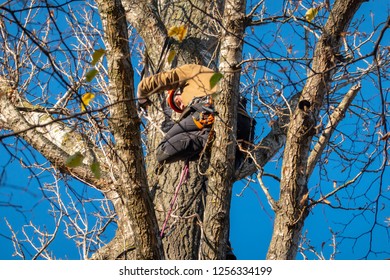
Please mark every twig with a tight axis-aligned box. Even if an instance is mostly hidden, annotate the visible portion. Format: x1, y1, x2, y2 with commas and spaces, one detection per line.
256, 171, 278, 211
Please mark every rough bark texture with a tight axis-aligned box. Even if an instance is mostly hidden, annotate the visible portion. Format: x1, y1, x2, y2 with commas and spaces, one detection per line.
0, 77, 140, 260
124, 0, 226, 259
200, 0, 246, 260
0, 0, 368, 260
266, 0, 365, 260
152, 0, 224, 260
95, 0, 163, 260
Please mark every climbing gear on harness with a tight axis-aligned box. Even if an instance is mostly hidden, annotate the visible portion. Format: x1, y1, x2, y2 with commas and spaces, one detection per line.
192, 111, 215, 129
160, 160, 189, 238
190, 96, 215, 129
179, 95, 214, 118
187, 95, 213, 108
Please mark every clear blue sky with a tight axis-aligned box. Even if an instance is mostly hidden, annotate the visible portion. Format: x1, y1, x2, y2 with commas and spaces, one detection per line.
1, 0, 389, 260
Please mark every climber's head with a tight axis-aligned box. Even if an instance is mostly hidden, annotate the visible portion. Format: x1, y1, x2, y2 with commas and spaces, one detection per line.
167, 89, 185, 113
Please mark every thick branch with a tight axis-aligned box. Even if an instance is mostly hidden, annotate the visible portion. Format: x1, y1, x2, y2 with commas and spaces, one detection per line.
122, 0, 167, 71
201, 0, 245, 260
267, 0, 366, 260
0, 88, 111, 191
95, 0, 163, 260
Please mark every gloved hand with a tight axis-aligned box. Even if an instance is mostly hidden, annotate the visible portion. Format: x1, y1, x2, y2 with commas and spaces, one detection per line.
192, 111, 215, 129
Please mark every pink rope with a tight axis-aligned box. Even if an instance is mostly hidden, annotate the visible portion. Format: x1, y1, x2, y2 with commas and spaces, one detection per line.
160, 161, 189, 238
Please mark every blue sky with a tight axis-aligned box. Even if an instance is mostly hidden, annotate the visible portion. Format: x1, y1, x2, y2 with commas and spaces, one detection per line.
229, 0, 390, 260
1, 0, 389, 260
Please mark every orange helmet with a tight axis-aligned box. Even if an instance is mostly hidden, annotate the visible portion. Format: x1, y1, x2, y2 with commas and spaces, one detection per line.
166, 89, 183, 113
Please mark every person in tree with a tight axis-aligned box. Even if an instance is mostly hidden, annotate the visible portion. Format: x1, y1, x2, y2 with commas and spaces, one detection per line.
137, 64, 255, 167
138, 64, 253, 259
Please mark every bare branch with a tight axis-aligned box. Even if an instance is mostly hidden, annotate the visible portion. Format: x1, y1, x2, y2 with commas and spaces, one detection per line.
307, 83, 361, 176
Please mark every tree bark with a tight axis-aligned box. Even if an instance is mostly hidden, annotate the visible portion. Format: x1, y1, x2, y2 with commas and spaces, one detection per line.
95, 0, 163, 260
124, 0, 227, 260
306, 83, 361, 177
200, 0, 246, 260
1, 0, 369, 261
266, 0, 365, 260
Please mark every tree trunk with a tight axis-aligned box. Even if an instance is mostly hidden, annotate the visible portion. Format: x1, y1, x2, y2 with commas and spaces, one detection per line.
95, 0, 163, 260
1, 0, 370, 261
200, 0, 246, 260
266, 0, 365, 260
124, 0, 226, 259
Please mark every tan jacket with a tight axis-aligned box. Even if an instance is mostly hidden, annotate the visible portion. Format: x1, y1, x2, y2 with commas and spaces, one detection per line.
137, 64, 219, 107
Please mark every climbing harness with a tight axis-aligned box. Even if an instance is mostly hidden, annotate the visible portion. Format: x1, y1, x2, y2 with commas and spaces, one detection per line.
189, 96, 215, 129
160, 160, 190, 238
192, 111, 215, 129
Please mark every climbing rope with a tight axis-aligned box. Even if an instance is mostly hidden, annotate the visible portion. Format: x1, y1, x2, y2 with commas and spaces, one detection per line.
160, 160, 189, 238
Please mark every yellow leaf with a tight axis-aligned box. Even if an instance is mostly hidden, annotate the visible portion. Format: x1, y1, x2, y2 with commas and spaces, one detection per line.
91, 49, 105, 66
168, 25, 188, 42
167, 49, 176, 64
305, 7, 318, 22
81, 92, 95, 111
90, 161, 101, 179
65, 152, 84, 168
85, 68, 98, 82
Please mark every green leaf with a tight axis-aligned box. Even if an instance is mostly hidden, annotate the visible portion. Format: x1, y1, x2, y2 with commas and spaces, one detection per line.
65, 152, 84, 168
91, 49, 105, 66
85, 68, 98, 82
209, 72, 223, 89
90, 161, 101, 179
